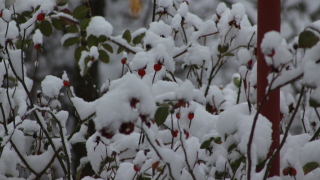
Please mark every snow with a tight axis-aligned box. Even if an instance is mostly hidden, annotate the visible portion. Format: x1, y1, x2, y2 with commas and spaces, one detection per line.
183, 43, 211, 67
171, 14, 182, 31
177, 2, 188, 18
217, 103, 272, 160
7, 49, 24, 79
41, 75, 63, 98
2, 1, 320, 179
238, 48, 251, 65
260, 31, 282, 56
86, 16, 113, 38
71, 97, 97, 120
32, 29, 43, 45
149, 20, 172, 37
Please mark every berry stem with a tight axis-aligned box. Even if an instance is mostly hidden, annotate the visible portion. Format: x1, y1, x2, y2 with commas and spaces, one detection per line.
152, 71, 157, 84
121, 64, 124, 77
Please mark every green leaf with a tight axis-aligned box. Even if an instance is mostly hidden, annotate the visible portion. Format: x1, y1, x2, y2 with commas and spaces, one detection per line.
154, 106, 169, 126
122, 30, 131, 43
117, 46, 124, 54
309, 98, 320, 108
22, 11, 32, 17
102, 43, 113, 53
39, 20, 53, 37
303, 162, 319, 175
98, 50, 109, 64
133, 33, 145, 44
87, 35, 98, 48
57, 0, 69, 6
66, 25, 78, 33
98, 35, 107, 43
52, 18, 63, 30
224, 53, 234, 56
299, 31, 319, 48
227, 143, 237, 153
80, 18, 90, 30
230, 156, 245, 173
74, 46, 82, 62
218, 44, 229, 53
15, 14, 27, 24
233, 76, 241, 88
200, 138, 214, 149
213, 137, 222, 144
63, 37, 79, 47
73, 5, 89, 20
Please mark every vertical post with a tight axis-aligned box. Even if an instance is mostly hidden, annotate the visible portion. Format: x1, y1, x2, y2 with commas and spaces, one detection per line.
257, 0, 280, 177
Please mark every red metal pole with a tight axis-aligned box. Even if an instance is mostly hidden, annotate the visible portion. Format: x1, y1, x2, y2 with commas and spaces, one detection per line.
257, 0, 281, 177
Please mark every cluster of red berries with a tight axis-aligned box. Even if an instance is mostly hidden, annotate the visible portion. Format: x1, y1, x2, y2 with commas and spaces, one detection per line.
172, 130, 178, 137
282, 167, 297, 177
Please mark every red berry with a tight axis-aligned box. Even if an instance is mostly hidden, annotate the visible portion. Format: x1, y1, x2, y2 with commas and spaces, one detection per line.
267, 49, 275, 57
0, 10, 3, 18
133, 165, 140, 172
63, 81, 70, 87
154, 63, 162, 71
247, 59, 253, 67
172, 130, 178, 137
34, 44, 40, 50
152, 161, 160, 169
121, 58, 126, 65
37, 13, 45, 21
138, 69, 146, 77
185, 131, 189, 139
289, 168, 297, 176
188, 113, 194, 120
176, 113, 180, 119
177, 100, 184, 107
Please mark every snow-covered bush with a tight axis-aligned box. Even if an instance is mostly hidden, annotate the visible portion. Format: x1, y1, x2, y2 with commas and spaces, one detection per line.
1, 0, 320, 180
